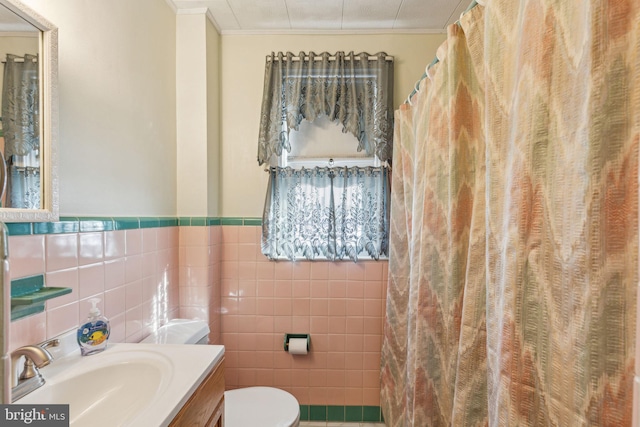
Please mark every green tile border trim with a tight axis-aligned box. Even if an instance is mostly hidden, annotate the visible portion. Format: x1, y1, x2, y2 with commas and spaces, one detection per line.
298, 405, 383, 422
6, 217, 262, 236
363, 405, 383, 422
190, 217, 207, 226
178, 217, 216, 226
328, 405, 346, 421
6, 222, 32, 236
77, 216, 115, 232
220, 217, 243, 226
345, 405, 364, 422
309, 405, 327, 421
220, 217, 262, 226
114, 217, 140, 230
159, 218, 179, 227
299, 405, 309, 421
243, 218, 262, 226
33, 219, 79, 235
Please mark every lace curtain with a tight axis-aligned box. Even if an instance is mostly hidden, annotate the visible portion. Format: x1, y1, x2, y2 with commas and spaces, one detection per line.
262, 166, 390, 261
257, 51, 394, 165
2, 53, 40, 209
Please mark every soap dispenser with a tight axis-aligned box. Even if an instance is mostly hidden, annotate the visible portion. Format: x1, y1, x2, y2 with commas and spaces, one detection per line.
77, 298, 110, 356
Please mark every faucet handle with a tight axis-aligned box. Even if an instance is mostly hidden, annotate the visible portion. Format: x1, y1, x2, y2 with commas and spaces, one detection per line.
11, 345, 53, 369
40, 339, 59, 350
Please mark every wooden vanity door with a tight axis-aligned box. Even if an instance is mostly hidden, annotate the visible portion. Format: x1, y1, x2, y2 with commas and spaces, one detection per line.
208, 397, 224, 427
169, 358, 225, 427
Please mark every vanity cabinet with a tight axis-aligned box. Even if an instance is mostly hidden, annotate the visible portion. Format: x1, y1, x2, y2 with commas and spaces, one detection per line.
170, 357, 225, 427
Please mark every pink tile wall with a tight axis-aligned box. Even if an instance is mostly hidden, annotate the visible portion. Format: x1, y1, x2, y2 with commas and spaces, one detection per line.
8, 223, 386, 408
178, 226, 222, 344
219, 225, 388, 406
8, 227, 181, 351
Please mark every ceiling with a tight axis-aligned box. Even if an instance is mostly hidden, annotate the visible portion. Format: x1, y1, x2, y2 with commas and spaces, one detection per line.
0, 4, 38, 33
170, 0, 468, 33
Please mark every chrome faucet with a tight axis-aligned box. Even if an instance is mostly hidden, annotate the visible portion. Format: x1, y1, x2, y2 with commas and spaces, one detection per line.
10, 343, 55, 402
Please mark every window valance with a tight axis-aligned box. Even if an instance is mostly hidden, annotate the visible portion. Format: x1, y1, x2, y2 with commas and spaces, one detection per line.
257, 51, 394, 166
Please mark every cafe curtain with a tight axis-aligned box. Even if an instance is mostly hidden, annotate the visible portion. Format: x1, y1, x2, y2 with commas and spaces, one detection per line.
262, 166, 390, 261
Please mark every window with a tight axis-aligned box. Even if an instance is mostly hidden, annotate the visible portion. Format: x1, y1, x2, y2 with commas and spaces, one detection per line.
257, 51, 393, 261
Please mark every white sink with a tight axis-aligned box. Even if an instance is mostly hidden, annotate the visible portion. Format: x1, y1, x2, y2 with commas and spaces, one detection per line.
17, 335, 224, 427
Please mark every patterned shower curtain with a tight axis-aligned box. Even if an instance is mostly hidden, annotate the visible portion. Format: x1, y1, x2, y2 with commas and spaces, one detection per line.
380, 0, 640, 426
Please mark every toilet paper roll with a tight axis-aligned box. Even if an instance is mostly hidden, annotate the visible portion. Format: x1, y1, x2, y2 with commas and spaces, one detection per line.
288, 338, 308, 355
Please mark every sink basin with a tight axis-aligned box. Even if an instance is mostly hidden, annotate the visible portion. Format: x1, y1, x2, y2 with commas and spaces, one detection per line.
17, 336, 225, 427
21, 350, 172, 427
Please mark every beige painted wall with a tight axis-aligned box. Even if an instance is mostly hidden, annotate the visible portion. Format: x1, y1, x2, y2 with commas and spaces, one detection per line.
220, 33, 446, 217
13, 0, 446, 218
22, 0, 177, 216
206, 18, 221, 217
176, 12, 221, 217
176, 13, 208, 217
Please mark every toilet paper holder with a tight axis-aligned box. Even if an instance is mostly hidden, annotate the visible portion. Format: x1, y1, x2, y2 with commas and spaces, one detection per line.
283, 333, 310, 352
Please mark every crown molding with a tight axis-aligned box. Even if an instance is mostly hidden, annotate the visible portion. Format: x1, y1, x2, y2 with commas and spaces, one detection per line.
219, 28, 447, 36
205, 9, 222, 34
163, 0, 177, 13
175, 7, 222, 34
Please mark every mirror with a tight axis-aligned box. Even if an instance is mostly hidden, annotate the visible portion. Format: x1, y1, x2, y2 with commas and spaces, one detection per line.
0, 0, 57, 222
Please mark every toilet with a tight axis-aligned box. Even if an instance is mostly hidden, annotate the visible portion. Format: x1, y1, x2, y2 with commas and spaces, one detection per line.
141, 319, 300, 427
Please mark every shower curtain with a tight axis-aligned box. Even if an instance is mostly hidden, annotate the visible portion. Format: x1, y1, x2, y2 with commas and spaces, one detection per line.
380, 0, 640, 425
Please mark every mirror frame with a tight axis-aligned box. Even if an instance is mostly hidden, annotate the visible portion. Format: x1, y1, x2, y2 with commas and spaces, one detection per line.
0, 0, 57, 222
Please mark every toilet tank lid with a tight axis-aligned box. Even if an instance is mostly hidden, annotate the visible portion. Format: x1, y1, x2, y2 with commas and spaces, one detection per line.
141, 319, 210, 344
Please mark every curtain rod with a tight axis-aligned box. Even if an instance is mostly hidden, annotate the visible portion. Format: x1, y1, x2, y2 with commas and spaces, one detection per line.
263, 164, 391, 172
267, 53, 394, 62
1, 59, 37, 63
1, 54, 38, 64
405, 0, 479, 104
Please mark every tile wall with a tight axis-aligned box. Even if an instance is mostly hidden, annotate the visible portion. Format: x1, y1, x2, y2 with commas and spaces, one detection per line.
8, 225, 182, 351
177, 224, 222, 345
219, 226, 388, 408
6, 218, 388, 417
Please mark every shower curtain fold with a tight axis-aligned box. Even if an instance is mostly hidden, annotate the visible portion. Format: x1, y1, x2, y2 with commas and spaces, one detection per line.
380, 1, 640, 426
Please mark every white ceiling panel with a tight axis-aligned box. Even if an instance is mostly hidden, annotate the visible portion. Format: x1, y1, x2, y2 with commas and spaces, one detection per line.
227, 0, 291, 30
341, 0, 403, 30
169, 0, 470, 33
446, 0, 471, 27
394, 0, 458, 30
286, 0, 343, 30
173, 0, 241, 30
